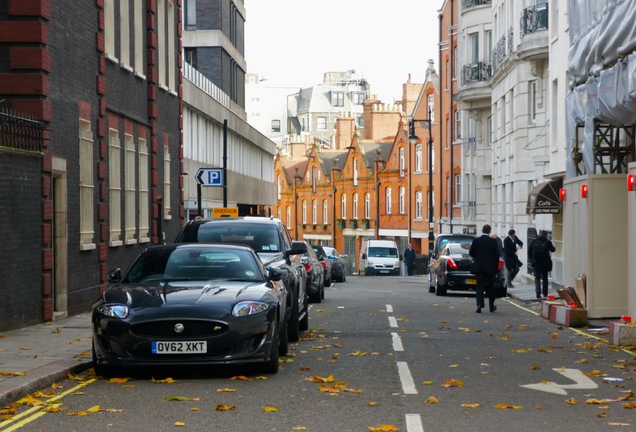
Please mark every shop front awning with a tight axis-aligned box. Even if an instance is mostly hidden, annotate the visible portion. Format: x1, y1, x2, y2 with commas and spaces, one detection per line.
526, 178, 563, 214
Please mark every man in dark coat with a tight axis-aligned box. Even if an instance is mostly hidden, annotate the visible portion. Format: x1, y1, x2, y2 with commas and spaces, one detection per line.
404, 243, 416, 276
529, 230, 556, 298
503, 229, 523, 287
469, 224, 501, 313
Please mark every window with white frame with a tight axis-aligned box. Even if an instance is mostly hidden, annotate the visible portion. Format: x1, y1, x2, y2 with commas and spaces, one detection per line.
79, 120, 95, 250
312, 200, 317, 224
386, 187, 392, 214
351, 91, 365, 104
168, 0, 176, 92
455, 174, 461, 204
530, 80, 537, 122
109, 128, 122, 246
124, 134, 137, 244
272, 119, 281, 132
317, 117, 327, 130
277, 175, 282, 200
353, 194, 358, 219
134, 0, 144, 75
341, 194, 347, 219
138, 137, 149, 242
104, 0, 116, 60
184, 0, 197, 29
399, 147, 405, 177
286, 206, 291, 228
120, 0, 130, 68
399, 187, 405, 214
158, 0, 166, 87
163, 144, 171, 219
427, 94, 435, 122
302, 200, 307, 224
353, 158, 358, 186
331, 92, 344, 107
455, 110, 462, 141
415, 144, 422, 172
323, 200, 328, 225
364, 193, 370, 219
415, 192, 423, 219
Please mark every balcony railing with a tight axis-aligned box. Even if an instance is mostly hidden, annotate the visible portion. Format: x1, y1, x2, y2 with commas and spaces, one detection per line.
460, 0, 491, 10
520, 4, 549, 37
491, 27, 514, 72
461, 62, 493, 85
0, 108, 47, 153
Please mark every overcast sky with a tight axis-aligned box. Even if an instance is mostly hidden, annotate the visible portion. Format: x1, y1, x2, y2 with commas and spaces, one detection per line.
244, 0, 442, 103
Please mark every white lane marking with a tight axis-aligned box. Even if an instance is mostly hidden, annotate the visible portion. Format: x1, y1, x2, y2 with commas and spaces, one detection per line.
388, 316, 398, 328
391, 332, 403, 351
520, 368, 599, 395
405, 414, 425, 432
386, 304, 393, 313
397, 361, 417, 394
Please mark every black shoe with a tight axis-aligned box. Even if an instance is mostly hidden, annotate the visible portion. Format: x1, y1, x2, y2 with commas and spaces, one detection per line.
507, 282, 514, 288
536, 293, 541, 299
476, 307, 481, 313
490, 306, 497, 313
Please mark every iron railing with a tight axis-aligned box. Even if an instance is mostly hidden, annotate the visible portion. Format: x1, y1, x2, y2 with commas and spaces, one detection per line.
461, 62, 493, 85
460, 0, 491, 10
0, 107, 47, 153
520, 4, 549, 37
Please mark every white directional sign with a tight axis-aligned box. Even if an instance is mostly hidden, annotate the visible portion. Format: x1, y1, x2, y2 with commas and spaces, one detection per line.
195, 168, 223, 187
520, 368, 598, 395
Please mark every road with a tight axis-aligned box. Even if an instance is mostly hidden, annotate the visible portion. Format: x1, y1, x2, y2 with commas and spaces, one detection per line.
1, 276, 635, 432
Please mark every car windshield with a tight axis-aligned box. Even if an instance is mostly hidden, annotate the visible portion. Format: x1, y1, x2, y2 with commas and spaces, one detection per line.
195, 223, 281, 253
368, 247, 398, 258
438, 237, 474, 252
123, 247, 263, 283
443, 244, 471, 256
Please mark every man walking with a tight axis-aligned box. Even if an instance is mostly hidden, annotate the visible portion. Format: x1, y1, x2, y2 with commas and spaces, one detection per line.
529, 230, 556, 298
503, 229, 523, 288
469, 224, 501, 313
404, 242, 416, 276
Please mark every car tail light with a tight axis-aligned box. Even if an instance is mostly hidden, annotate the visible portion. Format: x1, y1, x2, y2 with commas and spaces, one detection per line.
447, 258, 459, 270
321, 261, 327, 268
304, 263, 312, 272
497, 259, 504, 271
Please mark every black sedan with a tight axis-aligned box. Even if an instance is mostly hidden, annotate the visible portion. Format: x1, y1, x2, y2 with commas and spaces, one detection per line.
302, 242, 325, 303
92, 244, 288, 376
311, 244, 332, 287
429, 241, 506, 296
323, 246, 347, 282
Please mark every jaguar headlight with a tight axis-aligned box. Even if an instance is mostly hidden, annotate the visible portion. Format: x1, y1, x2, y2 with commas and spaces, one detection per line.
232, 301, 269, 317
97, 304, 129, 319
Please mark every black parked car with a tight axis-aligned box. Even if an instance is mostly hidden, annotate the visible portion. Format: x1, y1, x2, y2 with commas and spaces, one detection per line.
303, 243, 325, 303
429, 241, 506, 297
92, 244, 288, 376
174, 217, 309, 342
428, 233, 475, 291
311, 244, 332, 287
323, 246, 346, 282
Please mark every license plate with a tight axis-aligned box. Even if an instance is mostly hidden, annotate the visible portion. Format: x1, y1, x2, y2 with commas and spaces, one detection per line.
151, 341, 207, 354
466, 279, 477, 285
379, 270, 389, 274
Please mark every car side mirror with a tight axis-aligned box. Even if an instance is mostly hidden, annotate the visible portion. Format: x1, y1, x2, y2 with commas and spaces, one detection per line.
107, 268, 122, 283
267, 266, 284, 282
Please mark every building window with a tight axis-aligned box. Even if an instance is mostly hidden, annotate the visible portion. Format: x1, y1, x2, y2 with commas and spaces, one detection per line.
455, 110, 462, 141
124, 134, 137, 244
163, 143, 171, 220
341, 194, 347, 219
312, 200, 317, 224
277, 175, 282, 200
530, 80, 537, 122
317, 117, 327, 130
351, 91, 365, 104
79, 120, 95, 250
185, 0, 197, 30
427, 94, 435, 122
323, 200, 328, 225
415, 191, 423, 219
104, 0, 116, 60
168, 0, 176, 92
138, 137, 149, 242
385, 187, 392, 214
455, 173, 462, 204
286, 206, 291, 228
353, 194, 358, 219
331, 92, 344, 107
158, 0, 166, 87
120, 0, 130, 68
399, 147, 405, 177
302, 200, 307, 224
185, 48, 197, 68
353, 158, 358, 186
399, 187, 405, 214
415, 144, 422, 172
109, 128, 122, 246
134, 0, 144, 75
271, 119, 281, 132
364, 193, 370, 219
356, 116, 364, 128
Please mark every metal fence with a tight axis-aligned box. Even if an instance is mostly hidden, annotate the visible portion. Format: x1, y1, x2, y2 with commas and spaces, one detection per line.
0, 107, 47, 153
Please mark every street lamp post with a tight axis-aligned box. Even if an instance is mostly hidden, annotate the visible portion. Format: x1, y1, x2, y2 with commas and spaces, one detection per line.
409, 107, 435, 256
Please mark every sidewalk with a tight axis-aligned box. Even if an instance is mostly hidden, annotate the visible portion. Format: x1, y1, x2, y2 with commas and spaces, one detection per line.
0, 313, 92, 407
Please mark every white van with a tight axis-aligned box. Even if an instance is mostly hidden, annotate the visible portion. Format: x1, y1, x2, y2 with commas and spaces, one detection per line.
359, 239, 401, 276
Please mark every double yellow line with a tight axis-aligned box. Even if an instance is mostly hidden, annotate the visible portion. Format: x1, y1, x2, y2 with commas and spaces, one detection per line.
0, 379, 96, 431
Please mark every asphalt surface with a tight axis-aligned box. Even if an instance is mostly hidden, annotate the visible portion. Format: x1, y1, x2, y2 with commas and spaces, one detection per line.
0, 277, 610, 409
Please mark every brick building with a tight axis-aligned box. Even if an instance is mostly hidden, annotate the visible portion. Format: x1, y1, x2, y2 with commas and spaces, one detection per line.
0, 0, 181, 331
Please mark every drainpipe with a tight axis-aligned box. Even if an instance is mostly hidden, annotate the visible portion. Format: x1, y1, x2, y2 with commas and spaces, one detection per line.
449, 0, 454, 233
